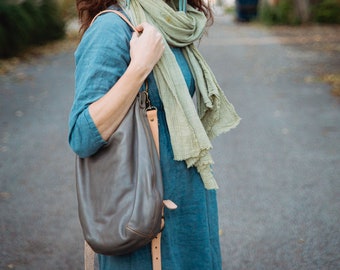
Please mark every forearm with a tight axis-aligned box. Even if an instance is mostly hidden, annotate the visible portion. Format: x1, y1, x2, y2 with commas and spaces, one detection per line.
89, 21, 164, 141
88, 63, 149, 141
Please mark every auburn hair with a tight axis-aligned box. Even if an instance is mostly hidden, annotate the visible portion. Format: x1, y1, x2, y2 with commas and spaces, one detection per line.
76, 0, 213, 35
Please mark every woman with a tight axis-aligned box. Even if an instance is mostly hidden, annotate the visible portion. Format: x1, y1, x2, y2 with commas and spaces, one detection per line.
69, 0, 240, 269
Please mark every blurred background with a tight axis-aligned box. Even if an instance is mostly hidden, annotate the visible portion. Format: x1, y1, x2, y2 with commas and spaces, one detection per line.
1, 0, 340, 59
1, 0, 339, 269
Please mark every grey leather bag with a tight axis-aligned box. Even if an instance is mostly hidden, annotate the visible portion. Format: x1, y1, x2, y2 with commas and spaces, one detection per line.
76, 86, 164, 255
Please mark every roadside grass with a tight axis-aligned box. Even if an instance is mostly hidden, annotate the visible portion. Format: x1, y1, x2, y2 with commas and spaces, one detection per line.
322, 74, 340, 96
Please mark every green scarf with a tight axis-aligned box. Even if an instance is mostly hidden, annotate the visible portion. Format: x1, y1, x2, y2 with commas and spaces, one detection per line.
123, 0, 240, 189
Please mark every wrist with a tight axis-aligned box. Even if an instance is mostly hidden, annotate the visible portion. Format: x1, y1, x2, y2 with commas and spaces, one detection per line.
127, 61, 152, 82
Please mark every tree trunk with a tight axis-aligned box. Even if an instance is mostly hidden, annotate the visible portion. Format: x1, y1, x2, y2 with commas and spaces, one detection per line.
294, 0, 310, 23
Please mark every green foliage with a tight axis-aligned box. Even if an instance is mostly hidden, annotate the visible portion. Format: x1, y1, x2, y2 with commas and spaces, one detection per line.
0, 0, 65, 58
59, 0, 77, 20
259, 0, 340, 25
39, 0, 66, 40
311, 0, 340, 24
259, 0, 300, 25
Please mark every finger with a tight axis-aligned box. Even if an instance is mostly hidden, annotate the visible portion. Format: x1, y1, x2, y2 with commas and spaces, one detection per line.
135, 23, 146, 33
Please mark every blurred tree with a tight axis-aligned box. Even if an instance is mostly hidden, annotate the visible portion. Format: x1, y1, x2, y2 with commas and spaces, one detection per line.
59, 0, 77, 20
0, 0, 65, 58
294, 0, 310, 23
311, 0, 340, 23
259, 0, 340, 24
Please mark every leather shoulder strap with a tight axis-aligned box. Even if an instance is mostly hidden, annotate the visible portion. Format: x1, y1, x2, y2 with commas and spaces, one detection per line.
90, 10, 138, 33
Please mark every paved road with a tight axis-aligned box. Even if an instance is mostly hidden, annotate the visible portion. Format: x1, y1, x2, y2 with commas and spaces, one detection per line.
1, 15, 339, 270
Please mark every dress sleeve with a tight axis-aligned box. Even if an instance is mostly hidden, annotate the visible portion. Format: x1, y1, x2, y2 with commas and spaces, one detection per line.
68, 12, 132, 158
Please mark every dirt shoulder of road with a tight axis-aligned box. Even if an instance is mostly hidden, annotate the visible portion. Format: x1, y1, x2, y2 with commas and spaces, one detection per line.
0, 33, 79, 75
266, 24, 340, 96
268, 24, 340, 54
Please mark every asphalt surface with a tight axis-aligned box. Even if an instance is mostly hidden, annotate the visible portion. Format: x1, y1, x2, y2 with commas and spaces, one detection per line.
1, 14, 339, 270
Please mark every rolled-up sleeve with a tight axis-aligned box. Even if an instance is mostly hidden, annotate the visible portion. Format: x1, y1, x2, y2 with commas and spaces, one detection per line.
68, 12, 132, 158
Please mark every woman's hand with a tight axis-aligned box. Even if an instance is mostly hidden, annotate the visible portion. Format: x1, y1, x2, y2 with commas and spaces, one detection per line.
129, 22, 165, 76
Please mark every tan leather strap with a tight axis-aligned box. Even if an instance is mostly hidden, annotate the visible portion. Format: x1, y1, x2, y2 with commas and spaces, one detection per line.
148, 109, 178, 269
90, 9, 139, 33
151, 200, 177, 270
84, 241, 95, 270
152, 233, 162, 270
147, 109, 159, 156
148, 108, 162, 270
85, 239, 163, 270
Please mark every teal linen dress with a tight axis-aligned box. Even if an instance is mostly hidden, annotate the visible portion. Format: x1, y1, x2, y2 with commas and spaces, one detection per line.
68, 10, 222, 270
